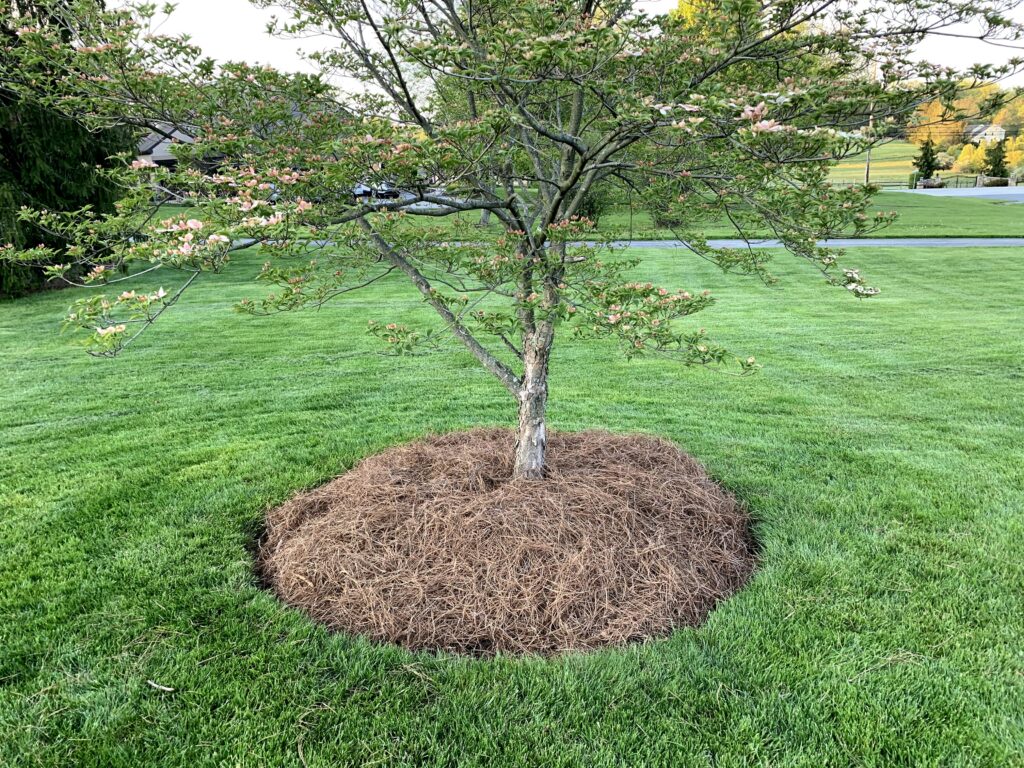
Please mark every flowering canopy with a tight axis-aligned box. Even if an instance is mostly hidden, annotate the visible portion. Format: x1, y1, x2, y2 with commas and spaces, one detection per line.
2, 0, 1021, 475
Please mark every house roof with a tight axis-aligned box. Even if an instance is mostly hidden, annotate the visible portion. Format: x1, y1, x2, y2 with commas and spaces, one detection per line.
137, 124, 195, 160
969, 123, 1005, 138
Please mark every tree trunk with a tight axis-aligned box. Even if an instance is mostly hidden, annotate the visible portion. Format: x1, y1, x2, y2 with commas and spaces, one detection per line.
478, 209, 492, 227
514, 332, 551, 480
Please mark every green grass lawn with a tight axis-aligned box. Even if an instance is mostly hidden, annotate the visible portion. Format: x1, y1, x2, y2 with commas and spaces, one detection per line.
162, 188, 1024, 241
2, 244, 1023, 766
595, 192, 1024, 240
829, 141, 918, 184
381, 192, 1024, 240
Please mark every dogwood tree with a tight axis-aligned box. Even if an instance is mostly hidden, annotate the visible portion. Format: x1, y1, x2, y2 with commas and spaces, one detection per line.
2, 0, 1020, 478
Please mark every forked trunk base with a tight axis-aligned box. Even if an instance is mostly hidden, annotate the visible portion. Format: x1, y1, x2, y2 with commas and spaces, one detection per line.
514, 372, 547, 480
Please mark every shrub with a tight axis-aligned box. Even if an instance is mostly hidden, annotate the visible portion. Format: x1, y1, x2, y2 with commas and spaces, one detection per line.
953, 143, 985, 173
576, 184, 613, 225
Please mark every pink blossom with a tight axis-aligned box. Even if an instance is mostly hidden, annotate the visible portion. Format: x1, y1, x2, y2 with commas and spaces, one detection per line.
741, 102, 767, 121
131, 159, 157, 170
751, 120, 784, 134
96, 325, 126, 337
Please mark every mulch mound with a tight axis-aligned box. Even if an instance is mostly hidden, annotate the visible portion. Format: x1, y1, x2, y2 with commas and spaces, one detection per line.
258, 429, 755, 656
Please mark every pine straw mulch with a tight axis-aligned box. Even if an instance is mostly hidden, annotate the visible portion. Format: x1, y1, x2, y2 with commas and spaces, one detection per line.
258, 428, 755, 656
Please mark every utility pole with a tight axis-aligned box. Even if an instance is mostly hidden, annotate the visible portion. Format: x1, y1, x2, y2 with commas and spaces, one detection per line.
864, 59, 879, 185
864, 117, 874, 185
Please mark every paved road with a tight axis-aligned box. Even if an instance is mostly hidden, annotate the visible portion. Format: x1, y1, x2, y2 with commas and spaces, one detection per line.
615, 238, 1024, 249
894, 187, 1024, 202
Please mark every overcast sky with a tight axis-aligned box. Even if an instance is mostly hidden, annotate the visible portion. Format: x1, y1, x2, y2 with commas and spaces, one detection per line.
147, 0, 1024, 86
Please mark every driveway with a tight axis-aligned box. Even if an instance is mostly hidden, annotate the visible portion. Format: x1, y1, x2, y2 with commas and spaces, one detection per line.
894, 187, 1024, 202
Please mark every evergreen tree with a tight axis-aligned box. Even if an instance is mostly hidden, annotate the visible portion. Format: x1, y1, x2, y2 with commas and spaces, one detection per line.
0, 0, 133, 297
984, 139, 1008, 177
913, 137, 940, 179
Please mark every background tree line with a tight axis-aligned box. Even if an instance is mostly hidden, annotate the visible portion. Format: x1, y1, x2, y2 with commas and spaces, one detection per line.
1, 0, 133, 298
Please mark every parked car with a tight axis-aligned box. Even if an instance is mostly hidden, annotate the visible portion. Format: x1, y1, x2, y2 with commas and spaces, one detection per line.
351, 183, 374, 199
375, 183, 400, 199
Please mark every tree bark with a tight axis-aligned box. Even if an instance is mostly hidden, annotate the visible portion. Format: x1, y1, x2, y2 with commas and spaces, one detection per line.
514, 330, 552, 480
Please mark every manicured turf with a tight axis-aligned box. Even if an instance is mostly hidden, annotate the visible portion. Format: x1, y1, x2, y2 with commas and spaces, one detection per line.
163, 190, 1024, 241
390, 192, 1024, 240
595, 192, 1024, 240
368, 192, 1024, 240
829, 140, 918, 184
2, 244, 1023, 766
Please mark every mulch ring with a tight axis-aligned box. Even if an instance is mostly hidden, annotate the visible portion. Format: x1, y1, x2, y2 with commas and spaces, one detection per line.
258, 428, 756, 656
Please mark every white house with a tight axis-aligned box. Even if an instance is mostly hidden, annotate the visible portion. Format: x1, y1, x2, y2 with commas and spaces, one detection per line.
968, 124, 1007, 144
